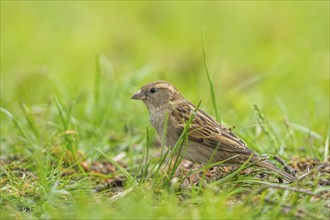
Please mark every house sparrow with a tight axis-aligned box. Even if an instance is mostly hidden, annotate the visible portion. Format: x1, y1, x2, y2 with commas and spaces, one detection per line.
131, 81, 295, 182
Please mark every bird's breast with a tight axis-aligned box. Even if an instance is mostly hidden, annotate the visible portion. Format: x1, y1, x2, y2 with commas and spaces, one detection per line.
149, 108, 166, 134
149, 108, 179, 147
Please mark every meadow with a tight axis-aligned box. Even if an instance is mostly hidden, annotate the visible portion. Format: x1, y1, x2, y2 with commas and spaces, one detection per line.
1, 1, 329, 219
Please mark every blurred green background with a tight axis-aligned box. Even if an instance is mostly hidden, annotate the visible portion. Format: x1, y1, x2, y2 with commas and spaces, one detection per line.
1, 1, 329, 151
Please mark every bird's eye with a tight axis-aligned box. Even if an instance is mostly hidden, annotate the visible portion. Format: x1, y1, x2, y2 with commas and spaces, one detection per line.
150, 88, 156, 93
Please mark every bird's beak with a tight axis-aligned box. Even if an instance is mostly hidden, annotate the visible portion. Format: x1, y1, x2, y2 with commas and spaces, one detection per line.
131, 89, 145, 100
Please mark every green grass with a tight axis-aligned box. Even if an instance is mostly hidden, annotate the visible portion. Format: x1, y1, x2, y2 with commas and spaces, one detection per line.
1, 1, 329, 219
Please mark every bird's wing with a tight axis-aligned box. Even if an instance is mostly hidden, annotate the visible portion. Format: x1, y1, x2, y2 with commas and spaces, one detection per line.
170, 101, 253, 155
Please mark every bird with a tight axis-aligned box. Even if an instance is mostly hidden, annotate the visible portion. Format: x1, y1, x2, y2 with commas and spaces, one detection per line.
131, 80, 295, 182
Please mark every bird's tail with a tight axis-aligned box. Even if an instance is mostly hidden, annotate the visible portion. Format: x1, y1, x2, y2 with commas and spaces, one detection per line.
256, 160, 296, 183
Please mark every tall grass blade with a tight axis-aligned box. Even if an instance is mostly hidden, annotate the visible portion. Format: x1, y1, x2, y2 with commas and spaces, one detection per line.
54, 96, 69, 130
19, 102, 40, 138
202, 27, 220, 122
142, 127, 151, 178
253, 104, 279, 150
166, 101, 202, 183
54, 96, 79, 159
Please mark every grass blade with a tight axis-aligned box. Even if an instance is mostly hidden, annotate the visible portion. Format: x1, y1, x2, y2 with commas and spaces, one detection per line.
0, 107, 34, 146
202, 27, 220, 122
165, 101, 203, 182
212, 154, 254, 185
96, 148, 133, 182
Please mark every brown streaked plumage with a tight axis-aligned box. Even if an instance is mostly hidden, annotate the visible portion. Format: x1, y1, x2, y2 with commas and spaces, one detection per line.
132, 81, 295, 182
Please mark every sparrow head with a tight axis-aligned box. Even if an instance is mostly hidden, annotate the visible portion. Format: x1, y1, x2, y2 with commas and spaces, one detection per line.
131, 81, 183, 110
